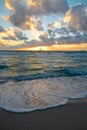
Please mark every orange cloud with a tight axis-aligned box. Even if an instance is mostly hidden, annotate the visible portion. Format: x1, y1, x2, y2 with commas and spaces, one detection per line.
63, 10, 72, 23
18, 43, 87, 51
28, 0, 42, 8
63, 4, 87, 31
0, 38, 23, 46
5, 0, 14, 11
5, 0, 68, 31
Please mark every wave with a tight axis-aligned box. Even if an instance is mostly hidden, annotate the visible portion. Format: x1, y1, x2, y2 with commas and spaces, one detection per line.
1, 66, 87, 83
55, 67, 87, 76
0, 76, 87, 112
0, 65, 8, 70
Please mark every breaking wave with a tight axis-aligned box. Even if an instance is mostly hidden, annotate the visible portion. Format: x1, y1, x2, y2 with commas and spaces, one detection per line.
0, 76, 87, 112
0, 66, 87, 83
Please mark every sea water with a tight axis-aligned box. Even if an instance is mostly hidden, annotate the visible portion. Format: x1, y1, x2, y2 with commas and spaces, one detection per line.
0, 51, 87, 112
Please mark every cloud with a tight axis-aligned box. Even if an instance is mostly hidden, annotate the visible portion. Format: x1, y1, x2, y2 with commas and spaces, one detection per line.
2, 1, 87, 50
0, 28, 28, 41
39, 32, 49, 40
13, 29, 28, 40
0, 26, 5, 32
48, 4, 87, 34
46, 4, 87, 45
27, 0, 69, 15
51, 32, 87, 44
11, 33, 55, 49
43, 22, 87, 45
5, 0, 69, 30
5, 0, 43, 30
1, 32, 87, 50
16, 39, 51, 49
10, 32, 87, 50
48, 21, 62, 30
48, 4, 87, 36
48, 21, 67, 38
63, 4, 87, 32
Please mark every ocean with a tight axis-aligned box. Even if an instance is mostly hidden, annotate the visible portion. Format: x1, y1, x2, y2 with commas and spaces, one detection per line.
0, 51, 87, 112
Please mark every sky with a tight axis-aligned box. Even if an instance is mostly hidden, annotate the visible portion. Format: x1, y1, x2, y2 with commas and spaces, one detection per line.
0, 0, 87, 51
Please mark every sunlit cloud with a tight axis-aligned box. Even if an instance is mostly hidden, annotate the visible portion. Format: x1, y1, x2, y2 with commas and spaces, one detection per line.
0, 38, 24, 50
18, 43, 87, 51
5, 0, 68, 31
0, 1, 87, 50
0, 27, 28, 41
63, 4, 87, 31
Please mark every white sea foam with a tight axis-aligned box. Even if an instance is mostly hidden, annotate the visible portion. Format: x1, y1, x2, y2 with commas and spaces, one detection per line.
0, 76, 87, 112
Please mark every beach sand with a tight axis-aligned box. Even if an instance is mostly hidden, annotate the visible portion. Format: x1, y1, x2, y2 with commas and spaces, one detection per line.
0, 98, 87, 130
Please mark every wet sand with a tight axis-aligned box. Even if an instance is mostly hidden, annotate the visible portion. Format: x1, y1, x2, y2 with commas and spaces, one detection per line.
0, 99, 87, 130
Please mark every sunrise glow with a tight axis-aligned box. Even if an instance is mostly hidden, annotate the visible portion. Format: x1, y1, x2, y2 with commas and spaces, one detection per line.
18, 43, 87, 51
0, 0, 87, 51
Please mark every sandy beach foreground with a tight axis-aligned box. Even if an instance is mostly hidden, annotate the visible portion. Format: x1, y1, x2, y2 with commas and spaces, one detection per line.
0, 99, 87, 130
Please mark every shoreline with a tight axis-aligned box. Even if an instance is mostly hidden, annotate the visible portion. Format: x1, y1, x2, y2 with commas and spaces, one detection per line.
68, 97, 87, 103
0, 96, 87, 113
0, 76, 87, 113
0, 98, 87, 130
